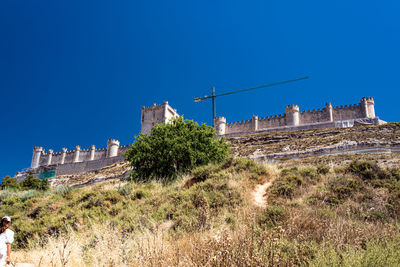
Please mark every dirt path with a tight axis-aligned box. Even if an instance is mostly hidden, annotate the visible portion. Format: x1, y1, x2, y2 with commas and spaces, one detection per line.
253, 181, 273, 208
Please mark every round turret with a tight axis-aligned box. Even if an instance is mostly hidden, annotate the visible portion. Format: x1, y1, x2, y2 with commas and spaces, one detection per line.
360, 97, 375, 118
31, 146, 43, 169
47, 149, 53, 166
285, 104, 300, 113
107, 139, 120, 158
61, 148, 67, 164
214, 117, 226, 135
73, 145, 81, 163
285, 104, 300, 126
89, 145, 96, 160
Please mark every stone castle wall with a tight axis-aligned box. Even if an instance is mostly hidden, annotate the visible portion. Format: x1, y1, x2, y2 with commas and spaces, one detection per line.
216, 97, 379, 135
29, 101, 179, 176
26, 98, 382, 177
55, 155, 124, 176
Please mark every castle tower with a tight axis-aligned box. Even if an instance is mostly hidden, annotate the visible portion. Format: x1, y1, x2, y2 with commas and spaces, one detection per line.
285, 104, 300, 126
73, 146, 81, 163
252, 115, 259, 131
107, 139, 120, 158
61, 148, 67, 164
141, 101, 180, 134
214, 117, 226, 135
325, 102, 333, 122
360, 97, 375, 118
31, 146, 43, 169
47, 149, 53, 166
89, 145, 96, 160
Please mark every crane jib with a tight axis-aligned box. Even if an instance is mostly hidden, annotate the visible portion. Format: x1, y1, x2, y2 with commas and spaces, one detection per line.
193, 76, 309, 126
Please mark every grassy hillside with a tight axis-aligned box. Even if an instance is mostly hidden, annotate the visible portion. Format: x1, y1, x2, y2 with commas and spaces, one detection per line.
2, 155, 400, 266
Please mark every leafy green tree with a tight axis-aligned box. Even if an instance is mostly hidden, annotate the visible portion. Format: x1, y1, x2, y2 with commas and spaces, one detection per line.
126, 117, 229, 181
20, 173, 50, 191
1, 176, 20, 190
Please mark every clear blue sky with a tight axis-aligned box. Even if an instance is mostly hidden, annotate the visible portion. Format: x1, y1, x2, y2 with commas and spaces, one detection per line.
1, 1, 399, 178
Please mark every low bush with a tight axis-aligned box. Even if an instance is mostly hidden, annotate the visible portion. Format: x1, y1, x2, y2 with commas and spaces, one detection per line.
0, 188, 17, 201
191, 157, 269, 186
53, 185, 72, 196
20, 190, 41, 202
117, 183, 132, 196
257, 205, 288, 228
346, 160, 388, 180
317, 164, 330, 175
270, 166, 318, 199
299, 166, 320, 180
328, 176, 361, 202
1, 176, 20, 190
20, 174, 49, 191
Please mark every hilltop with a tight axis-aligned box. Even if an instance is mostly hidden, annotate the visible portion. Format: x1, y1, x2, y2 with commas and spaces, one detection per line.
48, 123, 400, 188
1, 123, 400, 266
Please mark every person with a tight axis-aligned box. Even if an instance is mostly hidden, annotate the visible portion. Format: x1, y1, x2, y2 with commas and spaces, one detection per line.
0, 216, 13, 267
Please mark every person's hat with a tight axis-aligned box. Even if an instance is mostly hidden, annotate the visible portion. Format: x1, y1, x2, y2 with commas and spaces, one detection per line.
2, 216, 11, 222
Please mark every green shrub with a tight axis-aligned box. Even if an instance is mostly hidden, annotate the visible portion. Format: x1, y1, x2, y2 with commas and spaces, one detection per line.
328, 176, 361, 201
126, 117, 229, 181
0, 189, 16, 201
333, 166, 346, 174
117, 183, 132, 196
232, 158, 268, 176
389, 167, 400, 181
271, 180, 296, 198
20, 174, 50, 191
1, 176, 20, 190
258, 205, 288, 228
299, 166, 320, 181
132, 189, 149, 200
53, 185, 72, 196
20, 190, 41, 202
270, 168, 303, 199
317, 164, 330, 175
191, 163, 223, 182
280, 167, 298, 177
192, 158, 268, 185
346, 160, 388, 181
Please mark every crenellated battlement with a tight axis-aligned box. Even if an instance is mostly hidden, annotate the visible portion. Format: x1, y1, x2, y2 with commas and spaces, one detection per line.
219, 97, 380, 135
333, 103, 360, 110
31, 138, 126, 169
140, 101, 180, 135
361, 97, 374, 103
141, 101, 170, 112
107, 139, 120, 145
285, 104, 300, 112
214, 116, 226, 122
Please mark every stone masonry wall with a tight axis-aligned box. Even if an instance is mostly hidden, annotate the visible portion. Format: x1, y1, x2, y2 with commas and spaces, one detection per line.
55, 156, 124, 176
220, 97, 377, 135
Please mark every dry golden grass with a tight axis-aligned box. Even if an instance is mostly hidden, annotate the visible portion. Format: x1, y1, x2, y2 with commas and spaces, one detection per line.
9, 159, 400, 266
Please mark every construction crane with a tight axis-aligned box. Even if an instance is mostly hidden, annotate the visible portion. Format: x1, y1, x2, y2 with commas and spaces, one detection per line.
194, 76, 309, 126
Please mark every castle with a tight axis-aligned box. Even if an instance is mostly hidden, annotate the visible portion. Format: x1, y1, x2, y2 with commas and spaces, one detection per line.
214, 97, 384, 136
24, 101, 179, 178
24, 97, 384, 178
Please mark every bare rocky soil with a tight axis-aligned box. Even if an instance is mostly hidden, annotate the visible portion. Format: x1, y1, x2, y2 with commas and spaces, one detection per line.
49, 161, 131, 187
228, 123, 400, 157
